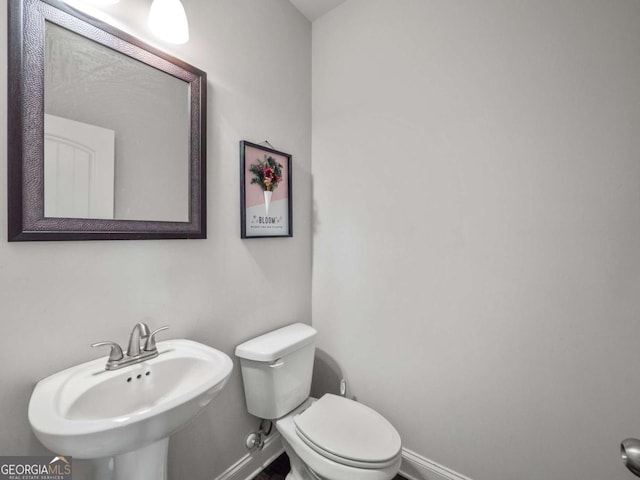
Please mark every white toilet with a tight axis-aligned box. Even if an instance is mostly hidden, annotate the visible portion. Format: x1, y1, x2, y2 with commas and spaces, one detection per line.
235, 323, 402, 480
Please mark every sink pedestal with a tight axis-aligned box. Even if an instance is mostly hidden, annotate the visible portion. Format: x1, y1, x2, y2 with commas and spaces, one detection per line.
91, 438, 170, 480
114, 438, 169, 480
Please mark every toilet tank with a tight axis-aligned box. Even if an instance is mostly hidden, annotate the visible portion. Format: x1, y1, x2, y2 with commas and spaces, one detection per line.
235, 323, 316, 419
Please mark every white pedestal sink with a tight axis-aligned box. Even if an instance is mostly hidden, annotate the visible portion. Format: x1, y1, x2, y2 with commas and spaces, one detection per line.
28, 339, 233, 480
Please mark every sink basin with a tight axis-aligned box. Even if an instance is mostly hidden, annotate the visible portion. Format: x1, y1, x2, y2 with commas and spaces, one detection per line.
28, 339, 232, 478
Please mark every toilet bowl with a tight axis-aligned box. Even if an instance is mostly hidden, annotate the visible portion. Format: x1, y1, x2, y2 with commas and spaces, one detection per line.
277, 397, 401, 480
235, 323, 402, 480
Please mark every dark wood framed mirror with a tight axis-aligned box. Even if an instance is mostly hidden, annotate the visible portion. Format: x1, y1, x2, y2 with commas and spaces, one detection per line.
8, 0, 207, 241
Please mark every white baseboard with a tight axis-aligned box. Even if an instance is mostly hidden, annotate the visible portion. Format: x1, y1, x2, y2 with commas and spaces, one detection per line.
213, 432, 284, 480
213, 435, 470, 480
400, 448, 473, 480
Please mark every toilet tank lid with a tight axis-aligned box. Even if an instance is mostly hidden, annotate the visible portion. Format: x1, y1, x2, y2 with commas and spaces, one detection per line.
235, 323, 317, 362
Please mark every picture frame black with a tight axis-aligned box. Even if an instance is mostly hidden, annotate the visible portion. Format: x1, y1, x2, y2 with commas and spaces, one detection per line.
240, 141, 292, 239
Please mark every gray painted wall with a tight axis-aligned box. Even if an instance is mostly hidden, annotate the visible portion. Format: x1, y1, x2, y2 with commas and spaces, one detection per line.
5, 1, 640, 479
311, 1, 640, 479
0, 0, 311, 478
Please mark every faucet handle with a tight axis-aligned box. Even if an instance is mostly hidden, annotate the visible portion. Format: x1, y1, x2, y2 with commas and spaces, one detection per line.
143, 326, 169, 352
91, 341, 125, 362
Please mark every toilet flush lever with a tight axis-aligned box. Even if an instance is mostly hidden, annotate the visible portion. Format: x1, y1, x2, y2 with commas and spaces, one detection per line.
270, 358, 285, 368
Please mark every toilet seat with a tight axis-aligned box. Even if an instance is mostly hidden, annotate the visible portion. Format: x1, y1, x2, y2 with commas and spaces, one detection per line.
294, 394, 401, 469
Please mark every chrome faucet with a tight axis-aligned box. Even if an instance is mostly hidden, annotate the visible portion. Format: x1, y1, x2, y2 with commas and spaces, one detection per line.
127, 322, 151, 357
92, 323, 169, 371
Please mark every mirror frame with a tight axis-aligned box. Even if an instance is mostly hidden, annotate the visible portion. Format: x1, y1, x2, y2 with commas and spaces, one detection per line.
8, 0, 207, 241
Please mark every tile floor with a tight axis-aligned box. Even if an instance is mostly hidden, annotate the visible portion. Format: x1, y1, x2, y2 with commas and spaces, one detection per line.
255, 453, 407, 480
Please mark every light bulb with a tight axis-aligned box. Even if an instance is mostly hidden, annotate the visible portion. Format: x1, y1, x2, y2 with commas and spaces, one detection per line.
148, 0, 190, 45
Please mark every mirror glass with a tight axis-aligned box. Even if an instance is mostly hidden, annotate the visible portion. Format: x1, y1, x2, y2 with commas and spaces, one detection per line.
44, 22, 190, 222
8, 0, 206, 241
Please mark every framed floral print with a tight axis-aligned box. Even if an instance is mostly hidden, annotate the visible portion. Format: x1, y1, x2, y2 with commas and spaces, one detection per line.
240, 140, 293, 238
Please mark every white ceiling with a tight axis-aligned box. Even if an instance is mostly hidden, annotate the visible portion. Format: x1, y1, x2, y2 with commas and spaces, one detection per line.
289, 0, 347, 22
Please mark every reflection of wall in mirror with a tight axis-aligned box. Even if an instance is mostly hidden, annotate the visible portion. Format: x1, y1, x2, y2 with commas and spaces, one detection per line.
44, 22, 190, 222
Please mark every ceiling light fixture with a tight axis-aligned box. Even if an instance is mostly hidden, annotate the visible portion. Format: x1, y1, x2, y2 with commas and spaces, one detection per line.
64, 0, 190, 45
148, 0, 190, 45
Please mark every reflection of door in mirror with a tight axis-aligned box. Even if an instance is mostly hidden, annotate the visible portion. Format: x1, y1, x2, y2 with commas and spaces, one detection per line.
44, 114, 115, 219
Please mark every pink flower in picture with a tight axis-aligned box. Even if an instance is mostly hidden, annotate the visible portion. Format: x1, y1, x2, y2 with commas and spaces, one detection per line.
249, 155, 284, 192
